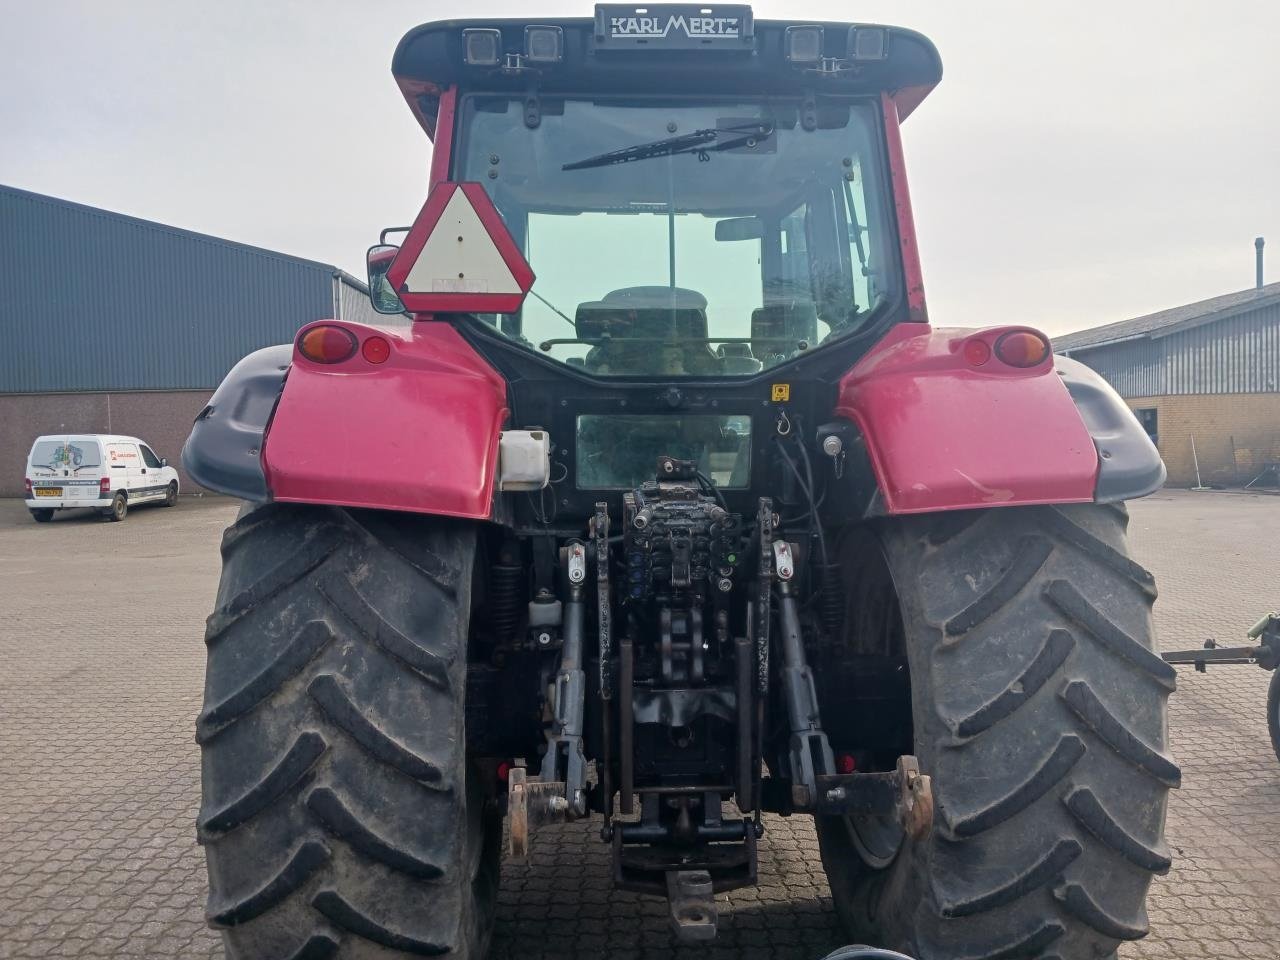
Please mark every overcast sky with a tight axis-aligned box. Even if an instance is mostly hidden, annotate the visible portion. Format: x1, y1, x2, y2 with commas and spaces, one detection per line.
2, 1, 1276, 335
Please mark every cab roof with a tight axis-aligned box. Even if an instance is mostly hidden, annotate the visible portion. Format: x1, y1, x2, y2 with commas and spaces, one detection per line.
31, 434, 147, 446
392, 11, 942, 138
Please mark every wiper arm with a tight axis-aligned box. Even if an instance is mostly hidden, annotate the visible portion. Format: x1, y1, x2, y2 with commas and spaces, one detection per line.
562, 122, 773, 172
528, 288, 577, 330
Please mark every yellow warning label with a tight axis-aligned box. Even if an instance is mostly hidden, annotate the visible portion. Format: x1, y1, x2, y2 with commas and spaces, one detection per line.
771, 383, 791, 402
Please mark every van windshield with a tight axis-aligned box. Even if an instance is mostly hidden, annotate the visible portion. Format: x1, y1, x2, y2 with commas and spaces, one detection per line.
30, 439, 102, 474
457, 95, 900, 377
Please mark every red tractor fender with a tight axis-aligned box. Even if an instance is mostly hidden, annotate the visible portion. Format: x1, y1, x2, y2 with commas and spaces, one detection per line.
835, 323, 1159, 514
262, 320, 508, 519
184, 320, 1159, 519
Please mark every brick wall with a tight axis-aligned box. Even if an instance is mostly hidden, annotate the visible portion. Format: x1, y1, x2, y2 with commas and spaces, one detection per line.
1125, 393, 1280, 486
0, 391, 214, 497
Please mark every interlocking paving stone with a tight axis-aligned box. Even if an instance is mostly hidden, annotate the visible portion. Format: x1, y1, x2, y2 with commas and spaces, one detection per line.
0, 491, 1276, 959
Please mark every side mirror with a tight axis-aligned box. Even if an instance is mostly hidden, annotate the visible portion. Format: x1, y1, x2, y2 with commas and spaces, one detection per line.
715, 217, 764, 242
367, 244, 407, 314
160, 457, 168, 467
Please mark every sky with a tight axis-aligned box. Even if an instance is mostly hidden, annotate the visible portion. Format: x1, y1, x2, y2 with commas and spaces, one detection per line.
1, 0, 1277, 336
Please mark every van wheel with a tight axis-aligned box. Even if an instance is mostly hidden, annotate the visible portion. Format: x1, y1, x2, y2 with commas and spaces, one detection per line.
104, 493, 128, 522
30, 509, 54, 523
163, 482, 178, 507
198, 503, 498, 959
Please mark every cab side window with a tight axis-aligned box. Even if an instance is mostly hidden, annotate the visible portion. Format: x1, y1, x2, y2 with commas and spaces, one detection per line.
140, 445, 162, 469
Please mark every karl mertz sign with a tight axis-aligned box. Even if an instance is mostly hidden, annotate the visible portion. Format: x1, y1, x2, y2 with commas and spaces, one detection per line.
595, 4, 755, 49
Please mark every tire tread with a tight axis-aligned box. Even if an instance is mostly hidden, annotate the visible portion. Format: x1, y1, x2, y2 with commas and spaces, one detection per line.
199, 504, 492, 959
306, 787, 445, 880
1044, 579, 1177, 690
209, 841, 332, 927
818, 504, 1174, 960
1053, 881, 1149, 941
197, 621, 335, 742
943, 535, 1053, 639
199, 732, 328, 837
307, 674, 447, 787
951, 629, 1075, 738
1060, 680, 1181, 786
1062, 786, 1171, 873
311, 890, 449, 957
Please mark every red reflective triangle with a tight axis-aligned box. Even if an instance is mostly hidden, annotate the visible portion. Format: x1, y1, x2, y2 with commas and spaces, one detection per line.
386, 181, 535, 315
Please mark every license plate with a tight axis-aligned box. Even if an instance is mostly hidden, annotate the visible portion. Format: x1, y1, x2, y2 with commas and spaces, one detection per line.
35, 487, 62, 497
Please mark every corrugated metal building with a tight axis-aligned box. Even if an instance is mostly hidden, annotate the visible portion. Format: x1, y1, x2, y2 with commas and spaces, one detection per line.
1057, 281, 1280, 487
1, 184, 395, 497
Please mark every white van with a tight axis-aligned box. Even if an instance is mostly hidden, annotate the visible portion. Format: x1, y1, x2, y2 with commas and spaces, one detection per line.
25, 434, 180, 522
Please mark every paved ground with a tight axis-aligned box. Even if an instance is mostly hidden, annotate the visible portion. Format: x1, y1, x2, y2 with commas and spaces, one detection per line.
0, 491, 1276, 959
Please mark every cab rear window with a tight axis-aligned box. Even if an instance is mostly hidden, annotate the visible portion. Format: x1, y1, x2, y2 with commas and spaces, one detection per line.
29, 440, 102, 473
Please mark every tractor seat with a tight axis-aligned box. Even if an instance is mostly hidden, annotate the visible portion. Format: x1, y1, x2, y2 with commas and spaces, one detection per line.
751, 301, 819, 365
717, 342, 763, 374
576, 286, 719, 375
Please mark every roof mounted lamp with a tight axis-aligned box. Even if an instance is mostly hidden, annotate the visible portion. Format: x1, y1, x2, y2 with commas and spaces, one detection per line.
463, 28, 503, 66
784, 25, 823, 65
848, 27, 888, 61
525, 25, 564, 63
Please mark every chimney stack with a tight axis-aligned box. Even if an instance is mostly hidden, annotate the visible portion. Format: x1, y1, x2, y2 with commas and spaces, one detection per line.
1257, 236, 1265, 289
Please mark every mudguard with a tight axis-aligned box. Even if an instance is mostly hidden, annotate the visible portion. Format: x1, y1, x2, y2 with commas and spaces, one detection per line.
264, 321, 507, 518
835, 324, 1164, 515
1055, 353, 1166, 501
183, 345, 292, 502
184, 321, 509, 519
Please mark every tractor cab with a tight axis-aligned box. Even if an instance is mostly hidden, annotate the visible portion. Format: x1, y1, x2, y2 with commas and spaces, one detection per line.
382, 9, 940, 385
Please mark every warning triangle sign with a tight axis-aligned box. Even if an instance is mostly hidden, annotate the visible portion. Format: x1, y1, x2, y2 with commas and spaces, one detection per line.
387, 182, 535, 315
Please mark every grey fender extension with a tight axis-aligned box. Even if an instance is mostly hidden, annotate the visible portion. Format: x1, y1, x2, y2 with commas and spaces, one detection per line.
1055, 354, 1166, 502
182, 345, 292, 501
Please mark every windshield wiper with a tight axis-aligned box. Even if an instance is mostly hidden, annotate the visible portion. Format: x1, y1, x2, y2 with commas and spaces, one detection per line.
562, 121, 774, 171
528, 288, 577, 330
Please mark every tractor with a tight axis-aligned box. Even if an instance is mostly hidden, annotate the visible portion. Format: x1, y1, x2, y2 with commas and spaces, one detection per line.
185, 7, 1177, 959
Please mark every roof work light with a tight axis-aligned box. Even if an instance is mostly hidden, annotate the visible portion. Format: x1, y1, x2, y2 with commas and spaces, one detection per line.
525, 25, 564, 63
848, 27, 888, 61
462, 28, 502, 66
784, 25, 823, 64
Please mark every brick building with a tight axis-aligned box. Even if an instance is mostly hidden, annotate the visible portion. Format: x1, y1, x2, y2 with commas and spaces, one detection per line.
1, 184, 397, 497
1056, 281, 1280, 487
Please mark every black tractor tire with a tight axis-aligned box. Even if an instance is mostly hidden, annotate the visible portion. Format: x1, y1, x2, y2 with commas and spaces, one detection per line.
163, 481, 178, 506
105, 492, 128, 521
1267, 669, 1280, 764
197, 503, 500, 960
817, 503, 1177, 960
30, 508, 54, 523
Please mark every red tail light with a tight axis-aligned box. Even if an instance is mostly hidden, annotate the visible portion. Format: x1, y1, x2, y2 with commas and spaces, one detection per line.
24, 478, 32, 496
99, 477, 111, 496
298, 325, 358, 364
994, 330, 1051, 368
361, 335, 391, 364
962, 338, 991, 367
